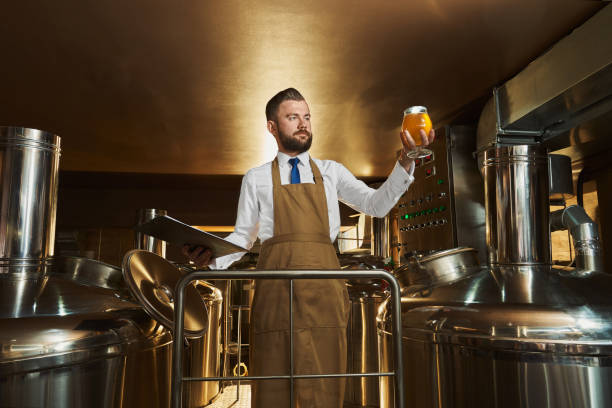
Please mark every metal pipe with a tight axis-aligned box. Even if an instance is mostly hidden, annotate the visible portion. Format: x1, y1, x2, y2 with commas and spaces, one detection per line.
135, 209, 167, 257
183, 372, 396, 381
289, 279, 295, 407
222, 280, 231, 388
236, 305, 242, 402
479, 145, 551, 266
371, 215, 390, 259
0, 127, 61, 318
171, 269, 404, 408
550, 205, 602, 273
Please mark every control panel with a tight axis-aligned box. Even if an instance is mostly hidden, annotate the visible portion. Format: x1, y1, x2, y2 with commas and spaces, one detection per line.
392, 126, 486, 264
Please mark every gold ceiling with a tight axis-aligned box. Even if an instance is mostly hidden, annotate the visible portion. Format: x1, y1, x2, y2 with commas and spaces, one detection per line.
0, 0, 603, 177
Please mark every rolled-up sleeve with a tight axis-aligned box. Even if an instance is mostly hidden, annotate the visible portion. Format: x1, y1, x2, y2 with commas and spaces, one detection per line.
336, 161, 415, 218
209, 171, 260, 270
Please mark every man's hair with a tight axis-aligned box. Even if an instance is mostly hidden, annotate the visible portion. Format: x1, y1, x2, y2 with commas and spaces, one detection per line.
265, 88, 305, 121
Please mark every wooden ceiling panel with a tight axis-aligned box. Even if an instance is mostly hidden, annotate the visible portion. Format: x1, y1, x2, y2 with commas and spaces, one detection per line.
0, 0, 603, 177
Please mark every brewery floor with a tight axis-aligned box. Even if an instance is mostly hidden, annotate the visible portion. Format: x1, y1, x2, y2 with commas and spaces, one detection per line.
207, 384, 251, 408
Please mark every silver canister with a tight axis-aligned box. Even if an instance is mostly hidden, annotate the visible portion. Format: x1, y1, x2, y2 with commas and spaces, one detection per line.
345, 280, 386, 408
479, 145, 550, 266
135, 209, 168, 257
370, 215, 390, 259
0, 127, 61, 317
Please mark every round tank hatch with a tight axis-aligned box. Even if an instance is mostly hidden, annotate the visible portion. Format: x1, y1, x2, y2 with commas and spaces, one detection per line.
122, 250, 208, 338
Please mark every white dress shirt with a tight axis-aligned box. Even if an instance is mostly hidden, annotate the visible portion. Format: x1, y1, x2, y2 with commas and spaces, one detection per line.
211, 151, 415, 269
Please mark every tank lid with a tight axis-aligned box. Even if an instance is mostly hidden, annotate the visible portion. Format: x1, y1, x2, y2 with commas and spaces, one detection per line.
122, 250, 208, 338
417, 246, 475, 263
50, 256, 130, 295
0, 307, 167, 373
393, 265, 612, 353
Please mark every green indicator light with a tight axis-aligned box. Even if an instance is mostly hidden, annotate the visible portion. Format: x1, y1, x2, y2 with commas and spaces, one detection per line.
437, 179, 444, 185
433, 208, 439, 213
427, 209, 433, 214
439, 205, 446, 211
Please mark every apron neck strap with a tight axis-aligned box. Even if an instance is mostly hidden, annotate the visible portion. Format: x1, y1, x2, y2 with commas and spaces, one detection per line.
272, 158, 282, 186
309, 158, 323, 184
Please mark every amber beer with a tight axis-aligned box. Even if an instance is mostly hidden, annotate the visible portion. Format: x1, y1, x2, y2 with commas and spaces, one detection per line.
402, 106, 433, 158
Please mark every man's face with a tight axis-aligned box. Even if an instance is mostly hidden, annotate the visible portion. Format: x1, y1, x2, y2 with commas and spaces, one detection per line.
268, 100, 313, 154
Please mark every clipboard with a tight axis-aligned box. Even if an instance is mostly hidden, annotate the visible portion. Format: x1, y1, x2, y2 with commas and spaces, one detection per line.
134, 215, 247, 258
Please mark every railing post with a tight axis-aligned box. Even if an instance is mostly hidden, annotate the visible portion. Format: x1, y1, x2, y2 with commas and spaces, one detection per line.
171, 277, 187, 408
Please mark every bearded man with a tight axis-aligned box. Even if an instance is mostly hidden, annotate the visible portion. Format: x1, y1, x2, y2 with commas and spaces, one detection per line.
184, 87, 433, 407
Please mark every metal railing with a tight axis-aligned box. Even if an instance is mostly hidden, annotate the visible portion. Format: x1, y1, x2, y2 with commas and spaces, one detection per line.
171, 269, 405, 408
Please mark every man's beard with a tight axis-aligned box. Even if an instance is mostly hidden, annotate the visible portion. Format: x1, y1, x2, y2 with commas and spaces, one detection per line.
278, 128, 313, 153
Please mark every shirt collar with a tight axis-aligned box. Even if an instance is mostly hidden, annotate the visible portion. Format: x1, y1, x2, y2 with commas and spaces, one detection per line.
277, 151, 310, 167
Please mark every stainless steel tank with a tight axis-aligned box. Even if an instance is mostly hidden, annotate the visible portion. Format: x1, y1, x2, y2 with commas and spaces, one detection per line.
184, 280, 223, 407
0, 127, 222, 408
0, 265, 174, 408
340, 255, 387, 408
379, 144, 612, 408
134, 209, 224, 405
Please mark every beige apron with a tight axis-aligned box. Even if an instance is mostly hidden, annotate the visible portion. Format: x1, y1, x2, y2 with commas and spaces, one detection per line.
250, 158, 349, 408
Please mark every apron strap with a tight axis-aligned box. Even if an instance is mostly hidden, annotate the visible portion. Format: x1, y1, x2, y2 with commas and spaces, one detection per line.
309, 158, 323, 184
271, 158, 282, 186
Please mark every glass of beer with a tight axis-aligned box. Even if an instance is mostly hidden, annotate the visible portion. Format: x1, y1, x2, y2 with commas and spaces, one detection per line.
402, 106, 433, 159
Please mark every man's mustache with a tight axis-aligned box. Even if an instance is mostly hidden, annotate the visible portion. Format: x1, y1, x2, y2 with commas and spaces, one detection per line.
293, 130, 311, 137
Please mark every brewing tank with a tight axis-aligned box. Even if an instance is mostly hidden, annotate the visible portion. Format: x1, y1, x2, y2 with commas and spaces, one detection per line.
340, 255, 388, 408
0, 267, 174, 408
380, 144, 612, 407
0, 127, 222, 407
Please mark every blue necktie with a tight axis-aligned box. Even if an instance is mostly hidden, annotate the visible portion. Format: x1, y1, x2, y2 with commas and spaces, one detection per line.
289, 158, 301, 184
